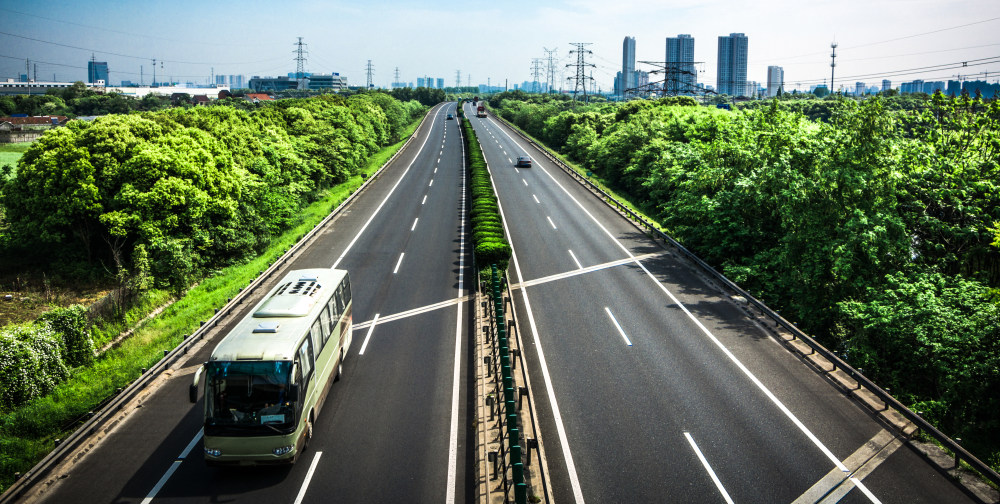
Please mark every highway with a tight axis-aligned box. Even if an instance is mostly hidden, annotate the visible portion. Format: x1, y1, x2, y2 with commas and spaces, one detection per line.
29, 102, 476, 504
464, 102, 981, 504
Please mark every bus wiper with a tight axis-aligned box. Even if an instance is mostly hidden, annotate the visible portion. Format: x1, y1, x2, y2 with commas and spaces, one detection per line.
264, 423, 283, 434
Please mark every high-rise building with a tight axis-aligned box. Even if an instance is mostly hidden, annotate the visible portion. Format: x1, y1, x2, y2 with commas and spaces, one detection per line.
882, 79, 891, 92
717, 33, 748, 96
665, 34, 696, 95
855, 82, 866, 96
417, 77, 426, 88
87, 59, 109, 84
620, 36, 636, 97
766, 65, 784, 97
215, 75, 227, 86
436, 78, 445, 89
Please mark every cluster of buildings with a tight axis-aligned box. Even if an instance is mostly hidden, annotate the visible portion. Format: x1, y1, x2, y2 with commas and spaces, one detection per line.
615, 33, 759, 98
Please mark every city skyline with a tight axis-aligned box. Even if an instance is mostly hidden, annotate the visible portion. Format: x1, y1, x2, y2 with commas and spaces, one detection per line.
1, 1, 998, 93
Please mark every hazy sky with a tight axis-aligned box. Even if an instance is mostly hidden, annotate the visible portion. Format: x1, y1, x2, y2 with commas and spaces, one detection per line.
2, 0, 998, 93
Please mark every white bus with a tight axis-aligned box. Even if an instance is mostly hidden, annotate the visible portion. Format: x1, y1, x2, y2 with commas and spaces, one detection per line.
189, 268, 353, 465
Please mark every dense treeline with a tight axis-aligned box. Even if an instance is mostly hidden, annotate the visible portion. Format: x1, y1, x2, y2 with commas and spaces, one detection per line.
492, 91, 1000, 468
0, 82, 176, 117
0, 93, 425, 409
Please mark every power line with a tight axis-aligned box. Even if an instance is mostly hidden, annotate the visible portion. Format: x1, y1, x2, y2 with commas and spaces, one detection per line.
567, 42, 595, 101
793, 55, 1000, 86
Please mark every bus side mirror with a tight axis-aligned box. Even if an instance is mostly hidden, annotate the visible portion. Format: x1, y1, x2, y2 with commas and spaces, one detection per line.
288, 384, 299, 402
190, 364, 205, 403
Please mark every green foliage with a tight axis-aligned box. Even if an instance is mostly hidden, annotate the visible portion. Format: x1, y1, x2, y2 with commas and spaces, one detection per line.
0, 324, 69, 409
462, 113, 511, 272
39, 306, 94, 367
0, 95, 427, 294
493, 91, 1000, 468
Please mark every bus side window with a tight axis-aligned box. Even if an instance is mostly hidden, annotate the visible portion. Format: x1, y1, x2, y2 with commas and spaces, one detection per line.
310, 320, 325, 354
342, 276, 351, 304
328, 297, 340, 322
335, 287, 345, 314
319, 308, 332, 344
298, 339, 313, 382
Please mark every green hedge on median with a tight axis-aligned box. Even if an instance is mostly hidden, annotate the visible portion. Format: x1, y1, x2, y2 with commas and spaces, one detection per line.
461, 111, 511, 273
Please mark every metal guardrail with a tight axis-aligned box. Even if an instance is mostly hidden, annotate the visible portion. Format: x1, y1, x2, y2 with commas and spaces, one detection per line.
0, 106, 435, 504
491, 111, 1000, 489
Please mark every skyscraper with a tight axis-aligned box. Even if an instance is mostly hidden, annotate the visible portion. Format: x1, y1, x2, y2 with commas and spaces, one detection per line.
620, 36, 636, 97
665, 34, 696, 95
882, 79, 892, 92
87, 58, 109, 84
766, 66, 784, 97
717, 33, 748, 96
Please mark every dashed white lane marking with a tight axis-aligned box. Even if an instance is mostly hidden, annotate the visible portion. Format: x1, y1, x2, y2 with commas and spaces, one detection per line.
533, 194, 540, 204
568, 249, 583, 269
522, 178, 528, 186
685, 432, 735, 504
411, 218, 419, 231
358, 313, 380, 355
604, 307, 633, 346
140, 430, 203, 504
422, 194, 427, 205
547, 216, 556, 229
292, 451, 323, 504
393, 252, 405, 274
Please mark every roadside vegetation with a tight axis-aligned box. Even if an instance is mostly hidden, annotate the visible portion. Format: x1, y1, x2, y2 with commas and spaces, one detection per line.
490, 90, 1000, 471
461, 102, 512, 282
0, 93, 426, 491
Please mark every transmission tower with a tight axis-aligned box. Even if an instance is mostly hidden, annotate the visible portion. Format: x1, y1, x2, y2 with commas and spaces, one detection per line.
294, 37, 309, 83
530, 58, 543, 93
455, 70, 461, 88
543, 47, 558, 94
566, 43, 595, 101
366, 60, 374, 88
830, 41, 838, 94
394, 67, 401, 87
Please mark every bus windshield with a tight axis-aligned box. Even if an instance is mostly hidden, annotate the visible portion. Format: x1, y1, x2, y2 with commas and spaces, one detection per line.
205, 361, 295, 434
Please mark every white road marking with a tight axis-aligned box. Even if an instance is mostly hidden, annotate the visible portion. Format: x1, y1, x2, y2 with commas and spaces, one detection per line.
508, 157, 513, 163
685, 432, 735, 504
794, 429, 898, 504
491, 116, 861, 482
353, 295, 473, 330
446, 103, 469, 504
512, 253, 665, 290
434, 167, 438, 174
140, 430, 203, 504
393, 252, 405, 274
422, 194, 427, 205
547, 216, 556, 229
438, 157, 441, 163
568, 249, 583, 269
533, 194, 540, 204
429, 179, 434, 187
332, 104, 445, 269
490, 164, 587, 504
522, 178, 528, 186
292, 451, 323, 504
605, 307, 633, 346
411, 218, 419, 231
359, 313, 380, 355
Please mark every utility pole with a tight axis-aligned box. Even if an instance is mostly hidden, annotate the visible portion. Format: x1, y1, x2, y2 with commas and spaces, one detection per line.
544, 47, 558, 94
294, 37, 308, 86
152, 58, 157, 87
366, 60, 374, 88
830, 41, 838, 94
530, 58, 543, 93
567, 42, 595, 101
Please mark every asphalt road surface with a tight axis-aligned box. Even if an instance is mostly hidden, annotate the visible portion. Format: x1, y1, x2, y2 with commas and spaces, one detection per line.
31, 102, 476, 504
464, 102, 981, 504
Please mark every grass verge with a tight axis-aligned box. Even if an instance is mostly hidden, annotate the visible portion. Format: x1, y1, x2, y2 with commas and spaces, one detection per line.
0, 142, 32, 179
0, 118, 421, 493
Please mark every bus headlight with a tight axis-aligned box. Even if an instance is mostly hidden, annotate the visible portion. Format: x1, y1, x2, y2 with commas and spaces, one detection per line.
204, 448, 222, 457
273, 445, 294, 456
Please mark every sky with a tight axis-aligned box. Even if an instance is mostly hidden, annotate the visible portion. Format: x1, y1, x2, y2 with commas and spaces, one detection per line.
1, 0, 999, 93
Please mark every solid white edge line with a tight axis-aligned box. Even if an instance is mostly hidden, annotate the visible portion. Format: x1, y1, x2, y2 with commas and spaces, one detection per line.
568, 249, 583, 270
292, 451, 323, 504
480, 129, 586, 502
604, 307, 633, 346
140, 430, 204, 504
411, 218, 419, 231
685, 432, 735, 504
446, 102, 468, 504
393, 252, 405, 274
332, 104, 444, 269
359, 313, 380, 355
490, 115, 856, 476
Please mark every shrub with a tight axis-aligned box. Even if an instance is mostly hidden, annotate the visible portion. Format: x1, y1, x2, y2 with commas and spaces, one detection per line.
0, 324, 69, 409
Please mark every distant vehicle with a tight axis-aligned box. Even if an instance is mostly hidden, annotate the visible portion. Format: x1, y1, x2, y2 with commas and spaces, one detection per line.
476, 105, 487, 118
446, 113, 454, 120
190, 268, 353, 466
515, 155, 532, 168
